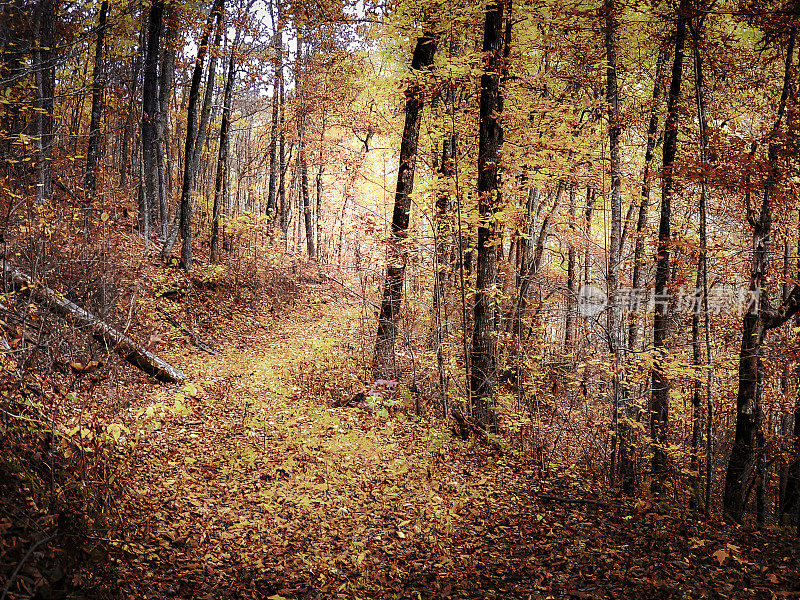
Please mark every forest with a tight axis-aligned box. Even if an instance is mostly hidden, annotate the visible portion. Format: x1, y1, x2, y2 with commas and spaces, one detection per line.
1, 0, 800, 598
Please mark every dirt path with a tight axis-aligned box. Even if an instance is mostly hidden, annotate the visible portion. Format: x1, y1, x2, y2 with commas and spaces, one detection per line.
113, 288, 798, 600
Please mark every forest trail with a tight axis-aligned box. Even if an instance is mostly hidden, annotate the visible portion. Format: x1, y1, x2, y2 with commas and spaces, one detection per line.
110, 281, 794, 600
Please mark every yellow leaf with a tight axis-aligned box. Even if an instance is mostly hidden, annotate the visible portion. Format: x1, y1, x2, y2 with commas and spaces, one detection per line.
100, 212, 109, 222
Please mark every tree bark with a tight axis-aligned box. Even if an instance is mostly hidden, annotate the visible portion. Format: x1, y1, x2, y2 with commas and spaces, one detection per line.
157, 5, 178, 241
372, 29, 438, 379
267, 3, 281, 221
689, 18, 714, 514
32, 0, 57, 205
433, 135, 456, 342
279, 71, 288, 237
604, 0, 634, 494
651, 1, 689, 490
565, 185, 577, 349
5, 265, 184, 383
161, 0, 223, 267
141, 0, 164, 249
295, 31, 315, 258
212, 28, 240, 262
471, 0, 511, 432
629, 35, 668, 354
316, 110, 326, 258
724, 27, 798, 523
84, 0, 108, 233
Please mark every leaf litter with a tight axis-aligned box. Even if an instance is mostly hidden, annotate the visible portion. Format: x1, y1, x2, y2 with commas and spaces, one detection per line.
105, 279, 800, 600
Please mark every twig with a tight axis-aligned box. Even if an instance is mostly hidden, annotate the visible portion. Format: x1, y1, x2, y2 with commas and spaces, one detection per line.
160, 312, 219, 355
0, 533, 59, 600
533, 493, 624, 509
324, 274, 380, 310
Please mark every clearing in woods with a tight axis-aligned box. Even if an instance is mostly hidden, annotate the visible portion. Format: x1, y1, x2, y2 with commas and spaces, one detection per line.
111, 277, 799, 600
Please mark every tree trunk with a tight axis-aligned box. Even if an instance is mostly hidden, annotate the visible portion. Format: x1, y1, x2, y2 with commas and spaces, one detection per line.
372, 29, 438, 379
565, 185, 576, 349
157, 5, 178, 241
471, 0, 511, 432
119, 44, 141, 188
84, 0, 108, 233
295, 32, 315, 258
161, 0, 223, 267
279, 76, 288, 237
688, 18, 714, 514
316, 110, 326, 259
433, 135, 456, 343
651, 1, 689, 491
33, 0, 57, 205
629, 35, 668, 355
584, 188, 593, 286
267, 5, 281, 221
724, 27, 798, 522
181, 4, 223, 270
141, 0, 164, 249
604, 0, 634, 494
5, 265, 185, 383
212, 28, 240, 262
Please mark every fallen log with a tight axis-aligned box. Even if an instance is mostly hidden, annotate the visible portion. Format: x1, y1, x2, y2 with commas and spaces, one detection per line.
4, 264, 185, 383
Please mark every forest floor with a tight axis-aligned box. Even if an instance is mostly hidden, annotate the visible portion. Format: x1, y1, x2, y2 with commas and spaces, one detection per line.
104, 274, 799, 600
2, 248, 800, 600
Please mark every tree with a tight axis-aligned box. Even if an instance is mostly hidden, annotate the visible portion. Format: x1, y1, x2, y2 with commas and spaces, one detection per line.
266, 0, 282, 221
162, 0, 224, 270
84, 0, 109, 233
470, 0, 511, 432
689, 17, 713, 514
141, 0, 164, 249
157, 4, 179, 241
32, 0, 58, 205
723, 26, 800, 523
651, 0, 689, 490
372, 28, 437, 380
211, 23, 243, 262
603, 0, 633, 493
296, 29, 315, 258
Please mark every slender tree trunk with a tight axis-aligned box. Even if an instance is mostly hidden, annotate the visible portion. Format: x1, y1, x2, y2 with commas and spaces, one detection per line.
279, 77, 288, 237
295, 32, 315, 258
565, 186, 577, 349
629, 36, 668, 355
689, 18, 714, 514
182, 5, 223, 270
584, 188, 593, 287
161, 0, 223, 266
33, 0, 56, 205
651, 1, 689, 490
267, 4, 281, 220
433, 135, 456, 340
120, 39, 142, 188
316, 110, 326, 258
372, 29, 438, 379
157, 5, 177, 241
471, 0, 511, 432
84, 0, 108, 233
604, 0, 633, 494
212, 28, 240, 262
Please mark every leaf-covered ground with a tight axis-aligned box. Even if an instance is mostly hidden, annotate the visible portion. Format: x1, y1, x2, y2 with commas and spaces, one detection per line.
92, 277, 800, 600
